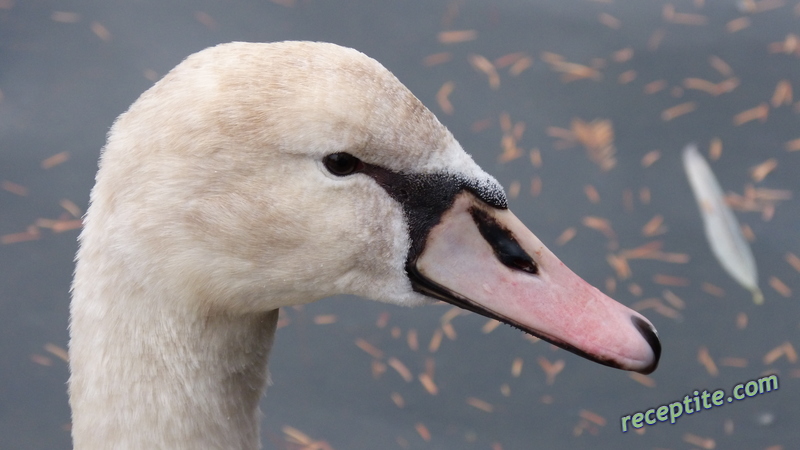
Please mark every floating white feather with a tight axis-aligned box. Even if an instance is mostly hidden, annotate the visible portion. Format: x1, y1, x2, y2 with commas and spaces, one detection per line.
682, 144, 763, 304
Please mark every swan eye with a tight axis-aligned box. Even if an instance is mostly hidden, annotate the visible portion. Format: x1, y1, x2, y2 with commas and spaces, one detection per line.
323, 153, 363, 176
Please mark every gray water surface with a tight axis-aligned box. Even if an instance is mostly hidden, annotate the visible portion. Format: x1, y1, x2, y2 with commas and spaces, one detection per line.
1, 1, 798, 449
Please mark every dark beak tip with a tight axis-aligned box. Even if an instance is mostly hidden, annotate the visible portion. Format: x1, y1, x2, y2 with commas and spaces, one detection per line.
631, 315, 661, 375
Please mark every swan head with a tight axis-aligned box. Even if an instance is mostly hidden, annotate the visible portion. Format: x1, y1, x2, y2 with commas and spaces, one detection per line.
85, 41, 659, 374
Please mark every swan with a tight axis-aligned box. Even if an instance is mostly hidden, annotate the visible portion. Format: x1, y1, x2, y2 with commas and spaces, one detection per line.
69, 41, 660, 449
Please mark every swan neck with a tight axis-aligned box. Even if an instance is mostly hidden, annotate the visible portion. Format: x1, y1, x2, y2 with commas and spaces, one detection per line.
69, 272, 278, 450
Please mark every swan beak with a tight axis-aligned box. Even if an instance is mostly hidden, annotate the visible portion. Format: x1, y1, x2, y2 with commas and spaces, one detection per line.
410, 193, 660, 374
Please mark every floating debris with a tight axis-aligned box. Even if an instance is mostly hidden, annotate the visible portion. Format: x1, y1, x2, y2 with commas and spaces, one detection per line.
698, 346, 720, 376
683, 432, 716, 449
662, 101, 697, 120
629, 372, 656, 388
466, 397, 494, 412
414, 423, 431, 441
423, 52, 452, 67
41, 151, 70, 169
468, 54, 500, 90
682, 144, 763, 303
2, 180, 28, 196
437, 30, 477, 44
537, 357, 565, 385
435, 81, 455, 115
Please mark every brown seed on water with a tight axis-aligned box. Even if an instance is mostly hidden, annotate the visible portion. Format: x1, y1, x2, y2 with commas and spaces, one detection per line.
647, 28, 666, 50
709, 55, 733, 76
355, 338, 383, 359
2, 180, 28, 196
423, 52, 452, 67
733, 103, 769, 125
579, 409, 606, 426
662, 290, 686, 309
643, 80, 667, 94
785, 138, 800, 151
737, 312, 748, 329
598, 12, 621, 29
437, 30, 477, 44
481, 319, 501, 334
1, 226, 41, 245
90, 21, 112, 41
741, 224, 755, 242
511, 357, 523, 377
442, 322, 457, 340
750, 158, 778, 182
771, 80, 793, 107
709, 137, 723, 160
376, 312, 389, 328
466, 397, 494, 412
508, 181, 521, 199
468, 54, 500, 90
642, 215, 666, 236
607, 254, 631, 279
785, 253, 800, 272
768, 276, 792, 297
391, 392, 405, 408
41, 151, 70, 169
51, 11, 81, 23
31, 354, 53, 366
494, 52, 527, 68
720, 357, 748, 368
372, 360, 386, 379
44, 343, 69, 362
727, 16, 751, 33
414, 423, 431, 441
612, 47, 634, 63
313, 314, 337, 325
653, 274, 690, 286
629, 372, 656, 387
281, 426, 313, 445
661, 102, 697, 121
684, 77, 719, 95
435, 81, 455, 115
639, 187, 651, 204
418, 373, 438, 395
388, 357, 413, 382
509, 57, 533, 76
701, 282, 725, 297
529, 148, 542, 168
428, 329, 443, 353
407, 329, 418, 351
582, 216, 616, 241
641, 150, 661, 167
698, 346, 719, 376
538, 357, 565, 385
683, 433, 716, 449
470, 118, 493, 134
556, 227, 577, 246
530, 176, 542, 197
584, 185, 600, 203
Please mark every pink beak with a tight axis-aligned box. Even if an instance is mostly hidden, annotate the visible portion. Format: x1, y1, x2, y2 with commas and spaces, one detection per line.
410, 193, 660, 374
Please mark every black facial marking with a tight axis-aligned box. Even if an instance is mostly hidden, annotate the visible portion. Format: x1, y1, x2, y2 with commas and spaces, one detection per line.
469, 207, 538, 275
358, 163, 506, 266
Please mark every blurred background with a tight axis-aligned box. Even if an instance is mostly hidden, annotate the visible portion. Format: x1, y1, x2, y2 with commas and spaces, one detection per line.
1, 0, 798, 449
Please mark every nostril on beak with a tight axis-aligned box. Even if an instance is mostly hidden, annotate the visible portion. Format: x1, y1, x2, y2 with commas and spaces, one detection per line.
631, 316, 661, 375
